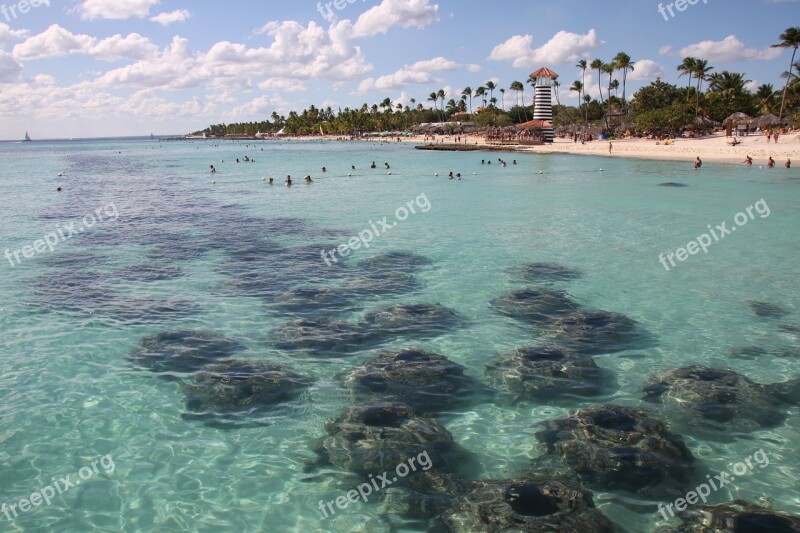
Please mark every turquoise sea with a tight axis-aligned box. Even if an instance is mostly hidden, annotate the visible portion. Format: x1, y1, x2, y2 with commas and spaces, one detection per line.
0, 138, 799, 532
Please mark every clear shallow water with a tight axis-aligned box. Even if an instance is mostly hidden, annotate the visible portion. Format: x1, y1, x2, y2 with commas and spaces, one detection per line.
0, 138, 799, 532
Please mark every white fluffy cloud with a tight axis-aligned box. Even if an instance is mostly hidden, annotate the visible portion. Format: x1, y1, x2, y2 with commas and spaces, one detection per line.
356, 56, 475, 93
0, 50, 23, 83
150, 10, 191, 26
0, 23, 27, 46
671, 35, 783, 62
628, 59, 664, 81
12, 26, 158, 61
78, 0, 159, 20
352, 0, 439, 37
489, 29, 603, 68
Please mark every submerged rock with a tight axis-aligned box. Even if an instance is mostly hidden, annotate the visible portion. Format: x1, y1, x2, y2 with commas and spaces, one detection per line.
315, 402, 471, 495
486, 346, 615, 400
356, 251, 433, 273
507, 262, 583, 283
343, 348, 479, 413
113, 264, 185, 282
363, 303, 464, 337
750, 301, 789, 319
643, 365, 800, 432
342, 271, 420, 297
546, 309, 643, 355
731, 346, 800, 359
536, 405, 694, 492
130, 329, 245, 376
182, 360, 312, 420
431, 479, 614, 533
659, 182, 688, 187
665, 500, 800, 532
491, 288, 579, 324
108, 296, 199, 324
265, 286, 356, 315
269, 318, 371, 354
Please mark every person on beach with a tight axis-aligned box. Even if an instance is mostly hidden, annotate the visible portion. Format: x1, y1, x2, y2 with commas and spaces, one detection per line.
786, 158, 792, 169
210, 165, 216, 173
285, 175, 292, 186
608, 142, 613, 154
768, 157, 775, 168
774, 133, 780, 143
694, 157, 702, 169
743, 155, 753, 166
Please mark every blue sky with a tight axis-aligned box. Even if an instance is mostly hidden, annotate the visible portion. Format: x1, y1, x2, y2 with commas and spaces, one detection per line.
0, 0, 797, 139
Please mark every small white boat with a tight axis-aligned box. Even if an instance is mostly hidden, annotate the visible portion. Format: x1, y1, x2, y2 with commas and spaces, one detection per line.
23, 132, 31, 142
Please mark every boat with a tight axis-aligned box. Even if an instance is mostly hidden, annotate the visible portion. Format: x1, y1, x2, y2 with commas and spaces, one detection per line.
23, 132, 31, 142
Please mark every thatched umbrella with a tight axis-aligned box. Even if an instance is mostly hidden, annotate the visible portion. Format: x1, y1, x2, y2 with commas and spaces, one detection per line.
725, 112, 753, 125
755, 114, 781, 129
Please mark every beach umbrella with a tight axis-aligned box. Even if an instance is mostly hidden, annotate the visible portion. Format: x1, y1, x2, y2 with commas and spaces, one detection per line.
725, 112, 752, 124
755, 114, 781, 128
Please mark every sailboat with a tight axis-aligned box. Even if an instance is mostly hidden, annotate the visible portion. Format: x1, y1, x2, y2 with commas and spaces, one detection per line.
23, 132, 31, 142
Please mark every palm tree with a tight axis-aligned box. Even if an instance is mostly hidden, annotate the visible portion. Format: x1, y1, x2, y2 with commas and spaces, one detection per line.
553, 80, 562, 106
510, 81, 525, 121
499, 87, 506, 110
677, 57, 697, 103
756, 83, 777, 115
693, 59, 713, 116
461, 87, 473, 114
590, 59, 606, 107
446, 98, 458, 115
570, 80, 584, 109
771, 27, 800, 119
437, 89, 447, 121
613, 52, 635, 109
576, 59, 588, 122
428, 92, 438, 113
486, 81, 496, 106
610, 79, 620, 98
475, 86, 487, 108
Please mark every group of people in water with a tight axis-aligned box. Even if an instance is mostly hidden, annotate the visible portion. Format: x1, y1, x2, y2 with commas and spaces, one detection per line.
741, 155, 791, 168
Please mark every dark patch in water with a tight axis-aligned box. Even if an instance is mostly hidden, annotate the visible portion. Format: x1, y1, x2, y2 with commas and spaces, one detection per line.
129, 329, 245, 377
658, 182, 688, 187
491, 288, 579, 324
266, 287, 357, 316
486, 346, 615, 400
749, 300, 789, 319
431, 479, 613, 533
507, 263, 583, 283
113, 264, 185, 282
546, 309, 646, 355
667, 501, 800, 532
181, 359, 313, 425
535, 405, 694, 493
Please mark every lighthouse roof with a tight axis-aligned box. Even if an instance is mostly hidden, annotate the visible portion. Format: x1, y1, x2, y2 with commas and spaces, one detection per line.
529, 67, 559, 79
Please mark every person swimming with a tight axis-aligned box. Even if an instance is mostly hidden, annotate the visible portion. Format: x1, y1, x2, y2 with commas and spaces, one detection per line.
269, 177, 274, 184
384, 162, 390, 169
768, 157, 775, 168
694, 157, 702, 169
321, 167, 327, 172
351, 165, 356, 170
285, 175, 292, 186
210, 165, 216, 173
305, 175, 313, 182
448, 171, 454, 179
743, 155, 753, 166
786, 158, 792, 169
370, 161, 376, 169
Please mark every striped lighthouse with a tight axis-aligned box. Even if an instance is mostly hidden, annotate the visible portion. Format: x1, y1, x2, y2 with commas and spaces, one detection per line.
530, 67, 558, 143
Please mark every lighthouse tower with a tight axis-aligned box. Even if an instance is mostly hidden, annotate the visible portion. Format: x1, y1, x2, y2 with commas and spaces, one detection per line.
530, 67, 558, 143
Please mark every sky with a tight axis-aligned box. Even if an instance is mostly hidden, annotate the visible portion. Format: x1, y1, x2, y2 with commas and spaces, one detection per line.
0, 0, 797, 139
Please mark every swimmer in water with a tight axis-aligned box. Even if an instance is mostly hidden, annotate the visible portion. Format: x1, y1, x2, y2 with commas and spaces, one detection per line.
384, 162, 390, 169
694, 157, 702, 169
305, 175, 313, 182
768, 157, 775, 168
786, 158, 791, 169
743, 155, 753, 166
371, 161, 376, 169
321, 167, 327, 172
269, 177, 274, 184
210, 165, 216, 173
285, 175, 292, 186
